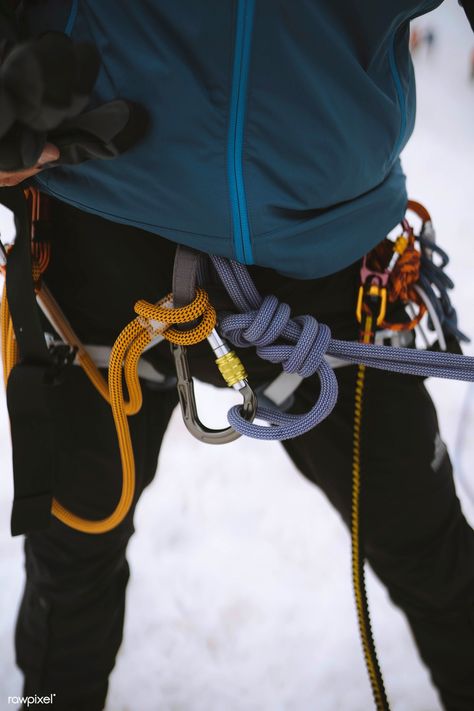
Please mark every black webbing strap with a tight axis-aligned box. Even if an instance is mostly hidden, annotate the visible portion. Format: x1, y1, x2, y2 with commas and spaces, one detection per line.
3, 187, 50, 362
6, 363, 55, 534
171, 244, 234, 315
461, 0, 474, 31
172, 245, 206, 308
1, 186, 55, 535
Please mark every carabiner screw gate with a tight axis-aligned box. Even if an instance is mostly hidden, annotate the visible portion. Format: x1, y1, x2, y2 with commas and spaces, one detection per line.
171, 329, 257, 444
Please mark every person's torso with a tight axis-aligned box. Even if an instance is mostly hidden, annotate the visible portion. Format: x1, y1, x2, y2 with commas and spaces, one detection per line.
22, 0, 442, 277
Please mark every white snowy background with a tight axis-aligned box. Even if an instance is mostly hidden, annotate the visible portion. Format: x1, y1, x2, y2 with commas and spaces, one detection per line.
0, 2, 473, 709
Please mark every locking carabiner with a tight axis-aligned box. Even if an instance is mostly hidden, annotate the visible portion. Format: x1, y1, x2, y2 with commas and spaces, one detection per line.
171, 329, 257, 444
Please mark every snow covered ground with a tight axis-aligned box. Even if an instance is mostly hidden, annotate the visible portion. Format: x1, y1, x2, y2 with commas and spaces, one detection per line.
1, 2, 473, 709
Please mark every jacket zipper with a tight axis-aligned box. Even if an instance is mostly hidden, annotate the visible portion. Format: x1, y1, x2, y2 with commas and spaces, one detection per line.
227, 0, 255, 264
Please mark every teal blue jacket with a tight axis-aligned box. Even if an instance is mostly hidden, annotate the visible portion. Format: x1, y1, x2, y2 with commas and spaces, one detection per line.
22, 0, 443, 277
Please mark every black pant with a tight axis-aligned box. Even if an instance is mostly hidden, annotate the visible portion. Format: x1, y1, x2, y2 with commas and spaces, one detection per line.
14, 200, 474, 710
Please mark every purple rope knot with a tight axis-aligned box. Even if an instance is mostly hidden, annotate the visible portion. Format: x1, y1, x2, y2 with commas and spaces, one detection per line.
257, 315, 331, 378
217, 296, 292, 349
210, 259, 339, 439
242, 294, 291, 346
218, 292, 332, 380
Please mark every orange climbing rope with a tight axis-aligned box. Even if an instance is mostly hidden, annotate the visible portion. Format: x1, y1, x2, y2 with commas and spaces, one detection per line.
1, 189, 217, 534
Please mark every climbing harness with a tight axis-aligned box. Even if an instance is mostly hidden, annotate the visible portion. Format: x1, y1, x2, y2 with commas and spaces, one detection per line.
1, 189, 473, 533
1, 189, 473, 710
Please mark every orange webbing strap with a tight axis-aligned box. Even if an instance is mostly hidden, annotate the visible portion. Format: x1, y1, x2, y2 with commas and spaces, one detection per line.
1, 216, 216, 534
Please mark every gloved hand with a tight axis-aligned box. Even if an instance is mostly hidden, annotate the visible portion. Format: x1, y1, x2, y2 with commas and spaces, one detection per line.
0, 31, 149, 180
0, 31, 100, 171
0, 142, 59, 187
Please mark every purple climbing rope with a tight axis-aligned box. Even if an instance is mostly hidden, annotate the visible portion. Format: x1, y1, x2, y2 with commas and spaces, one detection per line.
209, 256, 474, 441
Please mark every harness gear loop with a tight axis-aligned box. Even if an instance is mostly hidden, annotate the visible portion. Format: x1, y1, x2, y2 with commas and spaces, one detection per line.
171, 329, 257, 445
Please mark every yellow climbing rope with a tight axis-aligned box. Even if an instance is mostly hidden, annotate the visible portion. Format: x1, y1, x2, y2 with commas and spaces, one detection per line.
351, 215, 423, 710
352, 314, 390, 711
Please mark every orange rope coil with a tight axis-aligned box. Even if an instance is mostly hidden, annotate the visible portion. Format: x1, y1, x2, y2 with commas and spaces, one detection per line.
135, 288, 216, 345
1, 192, 217, 534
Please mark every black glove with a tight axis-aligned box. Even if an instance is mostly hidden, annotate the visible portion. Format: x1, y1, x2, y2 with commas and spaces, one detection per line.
1, 32, 100, 133
0, 31, 148, 173
48, 100, 149, 166
0, 32, 100, 170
